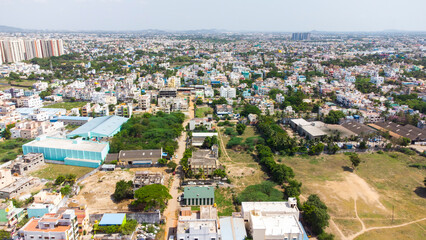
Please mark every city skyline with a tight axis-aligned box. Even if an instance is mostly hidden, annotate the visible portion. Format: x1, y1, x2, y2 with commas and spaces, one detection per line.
0, 0, 425, 32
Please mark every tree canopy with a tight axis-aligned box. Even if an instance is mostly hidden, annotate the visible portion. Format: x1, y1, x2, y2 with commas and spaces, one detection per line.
132, 184, 172, 211
236, 181, 283, 203
110, 112, 184, 156
113, 180, 134, 202
302, 194, 330, 235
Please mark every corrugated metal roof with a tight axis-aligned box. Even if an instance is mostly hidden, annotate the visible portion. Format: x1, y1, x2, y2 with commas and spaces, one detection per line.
99, 213, 126, 226
67, 115, 128, 137
183, 186, 214, 199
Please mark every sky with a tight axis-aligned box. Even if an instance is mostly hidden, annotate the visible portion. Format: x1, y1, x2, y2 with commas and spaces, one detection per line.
0, 0, 425, 32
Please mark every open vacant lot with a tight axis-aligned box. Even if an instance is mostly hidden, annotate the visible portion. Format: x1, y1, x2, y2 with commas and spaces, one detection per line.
74, 167, 169, 214
282, 152, 426, 240
30, 163, 93, 180
195, 106, 213, 118
43, 101, 87, 110
218, 126, 267, 193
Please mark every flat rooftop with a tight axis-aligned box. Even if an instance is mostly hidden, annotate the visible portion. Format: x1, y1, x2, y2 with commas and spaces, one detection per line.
24, 137, 108, 152
251, 213, 302, 237
68, 115, 128, 137
99, 213, 126, 226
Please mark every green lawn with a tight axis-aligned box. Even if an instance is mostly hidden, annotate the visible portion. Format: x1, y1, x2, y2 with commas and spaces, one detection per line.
43, 101, 87, 110
0, 138, 31, 163
195, 107, 213, 118
214, 188, 236, 216
30, 163, 93, 180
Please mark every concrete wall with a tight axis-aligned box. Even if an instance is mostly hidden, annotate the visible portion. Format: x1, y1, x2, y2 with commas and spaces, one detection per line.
89, 212, 161, 224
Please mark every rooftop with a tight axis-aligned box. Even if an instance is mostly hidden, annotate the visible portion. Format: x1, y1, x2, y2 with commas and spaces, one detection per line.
183, 186, 214, 199
24, 136, 109, 152
99, 213, 126, 226
67, 115, 128, 137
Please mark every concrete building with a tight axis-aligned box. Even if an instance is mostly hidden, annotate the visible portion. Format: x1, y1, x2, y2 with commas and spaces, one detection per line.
0, 169, 13, 190
220, 86, 236, 99
133, 171, 164, 189
138, 95, 151, 110
216, 104, 233, 118
289, 118, 327, 140
117, 149, 163, 167
18, 210, 79, 240
191, 132, 218, 147
115, 104, 133, 118
0, 176, 39, 199
66, 115, 128, 140
11, 153, 45, 176
219, 217, 247, 240
177, 206, 219, 240
188, 146, 219, 175
22, 136, 110, 168
0, 201, 26, 228
241, 199, 307, 240
182, 186, 215, 206
27, 191, 62, 218
188, 118, 212, 131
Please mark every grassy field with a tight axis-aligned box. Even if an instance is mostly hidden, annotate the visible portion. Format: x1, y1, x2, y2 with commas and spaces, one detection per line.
0, 79, 35, 90
30, 163, 93, 180
195, 106, 213, 118
43, 101, 87, 110
215, 188, 237, 216
280, 152, 426, 239
0, 138, 31, 163
218, 126, 268, 193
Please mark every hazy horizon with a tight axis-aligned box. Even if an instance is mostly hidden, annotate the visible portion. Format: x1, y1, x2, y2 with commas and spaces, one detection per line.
0, 0, 425, 32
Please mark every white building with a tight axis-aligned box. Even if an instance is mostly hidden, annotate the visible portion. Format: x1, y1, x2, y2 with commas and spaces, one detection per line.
22, 95, 43, 109
220, 86, 236, 99
242, 199, 306, 240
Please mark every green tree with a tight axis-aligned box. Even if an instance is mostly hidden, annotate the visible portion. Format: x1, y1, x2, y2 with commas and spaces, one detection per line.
317, 232, 335, 240
349, 154, 361, 170
158, 158, 168, 165
359, 141, 368, 149
236, 123, 246, 135
60, 185, 72, 196
132, 184, 172, 211
95, 87, 102, 92
196, 99, 203, 105
241, 104, 261, 117
309, 143, 324, 156
54, 175, 66, 185
236, 181, 283, 203
302, 194, 330, 235
399, 137, 411, 146
324, 110, 345, 124
167, 161, 177, 171
112, 180, 134, 201
0, 230, 11, 240
283, 179, 302, 199
197, 70, 205, 77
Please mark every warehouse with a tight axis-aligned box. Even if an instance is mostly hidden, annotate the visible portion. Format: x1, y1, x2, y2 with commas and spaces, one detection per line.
22, 136, 110, 168
369, 121, 426, 144
66, 115, 128, 140
182, 186, 214, 206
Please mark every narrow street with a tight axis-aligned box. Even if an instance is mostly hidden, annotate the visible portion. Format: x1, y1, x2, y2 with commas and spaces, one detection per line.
163, 96, 194, 239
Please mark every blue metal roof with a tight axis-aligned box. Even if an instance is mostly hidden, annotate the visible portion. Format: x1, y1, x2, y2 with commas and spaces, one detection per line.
99, 213, 126, 226
67, 115, 128, 138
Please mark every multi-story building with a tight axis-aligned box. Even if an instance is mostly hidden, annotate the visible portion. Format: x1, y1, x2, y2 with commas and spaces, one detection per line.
177, 206, 219, 240
0, 169, 13, 190
219, 86, 236, 99
21, 95, 43, 108
18, 210, 79, 240
188, 146, 218, 175
0, 38, 64, 63
11, 153, 45, 176
115, 104, 133, 118
138, 95, 151, 110
291, 33, 311, 41
242, 199, 307, 240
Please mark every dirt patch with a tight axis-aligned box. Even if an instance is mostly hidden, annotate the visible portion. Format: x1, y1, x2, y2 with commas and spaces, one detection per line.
74, 168, 169, 214
324, 172, 387, 211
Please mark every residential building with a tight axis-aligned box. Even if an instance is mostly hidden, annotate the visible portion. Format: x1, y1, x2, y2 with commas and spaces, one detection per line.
138, 95, 151, 110
115, 104, 133, 118
11, 153, 45, 176
177, 206, 219, 240
188, 146, 219, 175
0, 169, 13, 190
242, 199, 307, 240
0, 176, 39, 199
191, 132, 218, 147
216, 104, 233, 118
0, 201, 26, 228
27, 191, 62, 218
18, 210, 79, 240
220, 86, 236, 99
188, 118, 212, 131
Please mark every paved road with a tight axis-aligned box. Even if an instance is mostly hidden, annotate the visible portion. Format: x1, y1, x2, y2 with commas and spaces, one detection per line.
163, 96, 194, 239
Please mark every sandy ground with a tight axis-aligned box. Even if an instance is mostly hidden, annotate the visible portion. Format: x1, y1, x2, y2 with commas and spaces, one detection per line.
324, 172, 387, 211
74, 168, 169, 214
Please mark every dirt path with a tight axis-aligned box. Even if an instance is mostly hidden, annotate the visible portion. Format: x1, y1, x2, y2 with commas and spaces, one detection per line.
163, 96, 194, 240
217, 126, 233, 163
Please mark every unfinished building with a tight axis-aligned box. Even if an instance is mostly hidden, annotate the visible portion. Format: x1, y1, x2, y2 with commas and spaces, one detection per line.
133, 171, 164, 189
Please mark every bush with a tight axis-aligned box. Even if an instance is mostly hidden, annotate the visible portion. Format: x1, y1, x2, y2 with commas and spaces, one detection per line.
112, 180, 134, 201
399, 148, 416, 155
318, 232, 335, 240
236, 181, 283, 203
226, 137, 243, 148
302, 194, 330, 235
